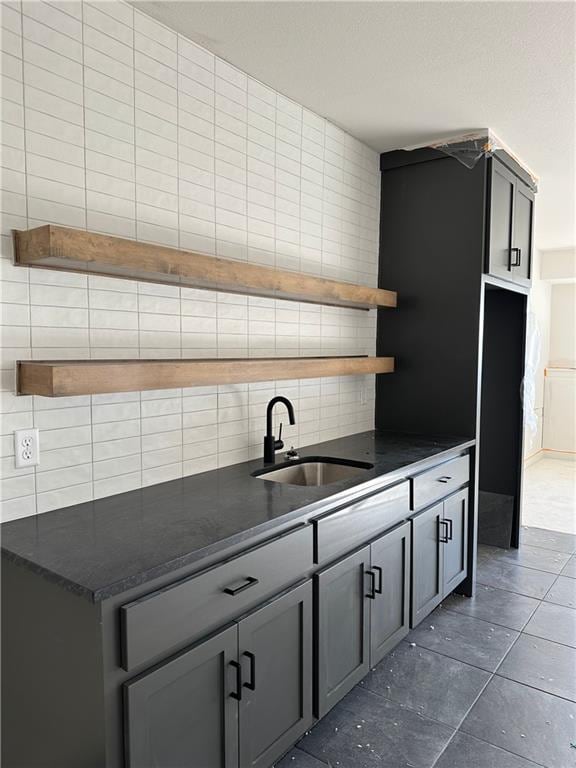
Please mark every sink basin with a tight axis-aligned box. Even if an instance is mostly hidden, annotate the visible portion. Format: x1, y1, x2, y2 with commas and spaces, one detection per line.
252, 457, 373, 487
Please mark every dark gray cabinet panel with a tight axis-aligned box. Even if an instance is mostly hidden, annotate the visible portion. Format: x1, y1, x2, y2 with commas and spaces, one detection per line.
443, 490, 469, 595
411, 455, 469, 511
121, 525, 312, 670
313, 481, 409, 564
488, 158, 533, 287
315, 546, 370, 718
411, 489, 471, 627
411, 502, 444, 627
513, 182, 534, 284
488, 160, 516, 281
124, 624, 239, 768
238, 581, 312, 768
369, 522, 411, 666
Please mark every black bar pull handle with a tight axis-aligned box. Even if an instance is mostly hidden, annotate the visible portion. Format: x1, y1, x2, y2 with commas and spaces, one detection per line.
510, 247, 522, 267
366, 569, 377, 599
438, 519, 449, 544
446, 518, 453, 541
230, 660, 242, 701
223, 576, 259, 596
438, 476, 452, 484
243, 651, 256, 691
373, 565, 383, 595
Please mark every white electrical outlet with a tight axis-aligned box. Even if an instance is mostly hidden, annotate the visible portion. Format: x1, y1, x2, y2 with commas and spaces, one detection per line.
360, 386, 367, 406
14, 429, 40, 468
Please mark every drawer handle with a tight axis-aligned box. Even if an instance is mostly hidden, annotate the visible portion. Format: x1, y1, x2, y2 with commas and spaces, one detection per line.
366, 569, 377, 599
230, 660, 242, 701
438, 519, 450, 544
243, 651, 256, 691
223, 576, 259, 596
510, 247, 522, 268
438, 476, 452, 484
373, 565, 383, 595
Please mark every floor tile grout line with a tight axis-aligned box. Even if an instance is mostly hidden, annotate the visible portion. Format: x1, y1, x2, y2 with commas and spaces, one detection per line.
484, 554, 572, 577
521, 627, 576, 652
358, 678, 487, 734
438, 728, 549, 768
441, 602, 539, 633
493, 669, 576, 705
472, 577, 576, 612
476, 578, 555, 602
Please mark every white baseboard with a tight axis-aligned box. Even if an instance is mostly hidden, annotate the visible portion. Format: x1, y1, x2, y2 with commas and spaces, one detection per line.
542, 449, 576, 462
524, 450, 544, 468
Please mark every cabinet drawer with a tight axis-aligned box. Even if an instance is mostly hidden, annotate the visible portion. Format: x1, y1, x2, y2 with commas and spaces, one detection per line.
121, 525, 313, 671
411, 455, 469, 511
313, 481, 410, 565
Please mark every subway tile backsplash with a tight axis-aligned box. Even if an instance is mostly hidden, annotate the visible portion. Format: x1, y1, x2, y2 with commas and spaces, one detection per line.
0, 0, 380, 521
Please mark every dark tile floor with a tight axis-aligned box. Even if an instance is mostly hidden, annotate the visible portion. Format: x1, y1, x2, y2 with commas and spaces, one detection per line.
276, 526, 576, 768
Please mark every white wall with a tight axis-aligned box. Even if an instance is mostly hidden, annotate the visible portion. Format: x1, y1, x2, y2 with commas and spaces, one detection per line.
543, 368, 576, 453
549, 283, 576, 369
524, 248, 551, 458
543, 281, 576, 453
540, 248, 576, 282
0, 0, 381, 521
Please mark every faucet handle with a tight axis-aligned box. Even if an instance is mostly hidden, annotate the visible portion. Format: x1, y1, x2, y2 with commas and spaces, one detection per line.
274, 422, 284, 451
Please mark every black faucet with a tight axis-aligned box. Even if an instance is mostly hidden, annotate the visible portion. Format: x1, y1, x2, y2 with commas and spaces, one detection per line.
263, 396, 296, 464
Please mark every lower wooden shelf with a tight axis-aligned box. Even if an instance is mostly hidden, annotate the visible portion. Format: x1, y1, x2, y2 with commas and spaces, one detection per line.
17, 356, 395, 397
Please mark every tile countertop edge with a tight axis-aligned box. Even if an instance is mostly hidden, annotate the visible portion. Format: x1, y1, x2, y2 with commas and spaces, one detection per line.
1, 432, 476, 602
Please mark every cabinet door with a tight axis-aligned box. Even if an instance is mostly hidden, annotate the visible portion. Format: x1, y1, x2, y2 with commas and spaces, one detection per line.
512, 182, 534, 284
411, 503, 444, 627
238, 581, 313, 768
124, 624, 239, 768
442, 489, 469, 596
315, 546, 370, 718
488, 159, 516, 280
370, 522, 411, 666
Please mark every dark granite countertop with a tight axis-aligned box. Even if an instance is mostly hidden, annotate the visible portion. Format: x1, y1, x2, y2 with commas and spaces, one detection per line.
1, 430, 474, 602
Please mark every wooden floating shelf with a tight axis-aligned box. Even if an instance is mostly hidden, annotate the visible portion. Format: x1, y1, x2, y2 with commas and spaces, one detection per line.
13, 226, 397, 310
17, 357, 395, 397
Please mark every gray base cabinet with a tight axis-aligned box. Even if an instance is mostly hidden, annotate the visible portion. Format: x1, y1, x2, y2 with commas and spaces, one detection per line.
411, 502, 444, 626
125, 624, 239, 768
443, 490, 469, 595
238, 582, 313, 768
316, 522, 411, 718
315, 546, 371, 719
1, 447, 473, 768
125, 581, 312, 768
370, 522, 411, 666
411, 489, 469, 627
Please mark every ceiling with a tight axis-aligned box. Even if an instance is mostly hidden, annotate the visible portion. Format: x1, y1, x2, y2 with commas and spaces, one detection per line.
136, 1, 575, 250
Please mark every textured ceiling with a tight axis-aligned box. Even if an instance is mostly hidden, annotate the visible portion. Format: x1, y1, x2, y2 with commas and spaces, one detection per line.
134, 1, 575, 250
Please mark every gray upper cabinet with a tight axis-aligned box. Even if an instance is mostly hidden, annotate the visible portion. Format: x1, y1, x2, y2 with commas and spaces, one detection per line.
369, 522, 411, 666
315, 546, 371, 718
513, 181, 534, 284
124, 624, 239, 768
487, 158, 533, 287
443, 489, 469, 595
238, 581, 313, 768
411, 502, 444, 627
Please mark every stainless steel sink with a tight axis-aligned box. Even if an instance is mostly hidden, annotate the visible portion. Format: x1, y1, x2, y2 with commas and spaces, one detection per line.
252, 457, 373, 487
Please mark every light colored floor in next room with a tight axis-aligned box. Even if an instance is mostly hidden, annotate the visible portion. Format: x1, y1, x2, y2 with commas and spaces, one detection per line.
522, 457, 576, 535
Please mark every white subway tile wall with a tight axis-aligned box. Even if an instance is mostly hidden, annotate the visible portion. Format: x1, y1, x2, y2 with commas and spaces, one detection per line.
0, 0, 380, 522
